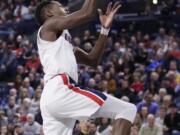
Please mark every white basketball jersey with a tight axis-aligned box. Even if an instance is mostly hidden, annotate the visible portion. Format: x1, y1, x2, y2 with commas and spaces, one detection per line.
37, 27, 78, 83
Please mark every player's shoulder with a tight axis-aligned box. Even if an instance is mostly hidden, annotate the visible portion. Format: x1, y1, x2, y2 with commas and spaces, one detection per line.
42, 17, 62, 31
41, 18, 64, 37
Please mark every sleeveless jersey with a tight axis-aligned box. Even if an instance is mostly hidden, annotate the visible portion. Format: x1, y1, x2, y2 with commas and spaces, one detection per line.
37, 27, 78, 83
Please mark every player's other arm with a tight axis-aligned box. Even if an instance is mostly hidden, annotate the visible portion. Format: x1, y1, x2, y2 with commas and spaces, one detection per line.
75, 2, 121, 67
45, 0, 97, 32
74, 33, 108, 67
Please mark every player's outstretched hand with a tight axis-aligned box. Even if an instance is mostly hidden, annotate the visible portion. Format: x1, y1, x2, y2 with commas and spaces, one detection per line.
98, 2, 121, 29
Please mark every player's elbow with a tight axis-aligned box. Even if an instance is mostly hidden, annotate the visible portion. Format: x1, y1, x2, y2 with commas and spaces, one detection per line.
88, 58, 99, 68
91, 62, 98, 68
84, 10, 95, 19
88, 10, 94, 17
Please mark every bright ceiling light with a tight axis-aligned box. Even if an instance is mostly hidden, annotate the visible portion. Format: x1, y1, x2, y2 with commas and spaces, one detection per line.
153, 0, 158, 4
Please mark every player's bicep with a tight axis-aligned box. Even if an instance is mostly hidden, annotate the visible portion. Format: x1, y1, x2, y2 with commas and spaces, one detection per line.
74, 47, 92, 65
47, 11, 91, 32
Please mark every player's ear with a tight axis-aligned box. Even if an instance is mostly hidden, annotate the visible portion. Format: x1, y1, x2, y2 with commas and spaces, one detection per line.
46, 10, 54, 17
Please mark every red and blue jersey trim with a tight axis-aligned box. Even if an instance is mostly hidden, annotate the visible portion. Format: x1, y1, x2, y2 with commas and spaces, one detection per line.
60, 74, 107, 106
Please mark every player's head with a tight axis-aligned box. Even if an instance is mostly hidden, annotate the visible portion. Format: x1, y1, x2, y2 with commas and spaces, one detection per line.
35, 0, 69, 25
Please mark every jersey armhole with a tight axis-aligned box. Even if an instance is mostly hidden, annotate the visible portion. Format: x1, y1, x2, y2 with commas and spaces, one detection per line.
38, 26, 63, 44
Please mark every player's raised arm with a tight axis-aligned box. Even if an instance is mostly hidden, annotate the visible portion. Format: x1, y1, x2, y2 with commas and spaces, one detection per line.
75, 2, 121, 67
36, 0, 98, 31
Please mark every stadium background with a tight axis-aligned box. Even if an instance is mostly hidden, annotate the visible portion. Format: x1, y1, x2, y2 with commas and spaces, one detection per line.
0, 0, 180, 134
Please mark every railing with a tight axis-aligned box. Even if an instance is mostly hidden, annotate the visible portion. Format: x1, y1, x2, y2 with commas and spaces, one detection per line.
0, 14, 180, 37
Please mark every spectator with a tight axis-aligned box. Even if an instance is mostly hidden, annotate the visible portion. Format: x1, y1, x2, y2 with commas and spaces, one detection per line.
18, 88, 30, 104
13, 0, 29, 21
76, 120, 91, 135
131, 73, 144, 93
89, 122, 98, 135
73, 37, 81, 47
23, 113, 41, 135
162, 95, 172, 110
12, 113, 21, 125
0, 125, 8, 135
154, 88, 167, 105
0, 42, 17, 80
4, 96, 19, 123
9, 88, 18, 102
88, 78, 97, 89
104, 71, 117, 93
22, 77, 34, 98
137, 91, 159, 115
139, 114, 162, 135
73, 121, 81, 135
115, 80, 137, 103
155, 27, 169, 47
96, 118, 112, 135
25, 52, 41, 72
164, 103, 180, 135
14, 124, 24, 135
19, 98, 35, 115
155, 106, 166, 129
31, 88, 41, 113
131, 114, 142, 135
139, 106, 148, 126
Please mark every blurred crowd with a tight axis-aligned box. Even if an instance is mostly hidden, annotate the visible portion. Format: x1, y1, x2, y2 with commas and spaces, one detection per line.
144, 0, 180, 15
0, 0, 180, 135
0, 0, 180, 26
0, 0, 38, 24
0, 0, 72, 25
71, 26, 180, 135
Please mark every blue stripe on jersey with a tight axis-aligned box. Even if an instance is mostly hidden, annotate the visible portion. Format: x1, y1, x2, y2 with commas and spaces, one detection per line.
80, 87, 107, 101
69, 76, 107, 101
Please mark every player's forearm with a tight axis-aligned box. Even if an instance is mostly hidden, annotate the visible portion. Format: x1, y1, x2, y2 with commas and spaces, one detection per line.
80, 0, 97, 17
88, 34, 108, 66
74, 28, 109, 67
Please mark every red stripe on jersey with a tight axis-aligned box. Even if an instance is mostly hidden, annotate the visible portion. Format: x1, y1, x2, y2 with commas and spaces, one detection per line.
61, 74, 68, 85
60, 74, 103, 106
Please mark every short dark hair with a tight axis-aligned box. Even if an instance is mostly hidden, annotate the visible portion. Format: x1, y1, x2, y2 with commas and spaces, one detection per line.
35, 0, 52, 25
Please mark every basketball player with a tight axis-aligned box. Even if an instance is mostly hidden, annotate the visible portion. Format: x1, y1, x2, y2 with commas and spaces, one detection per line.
35, 0, 137, 135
